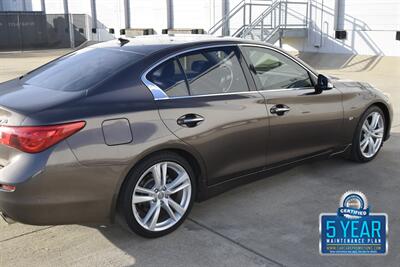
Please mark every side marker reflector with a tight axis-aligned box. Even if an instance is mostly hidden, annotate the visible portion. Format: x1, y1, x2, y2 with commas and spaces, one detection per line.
0, 184, 16, 192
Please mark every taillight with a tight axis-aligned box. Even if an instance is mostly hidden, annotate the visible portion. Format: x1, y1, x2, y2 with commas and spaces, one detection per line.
0, 184, 16, 192
0, 121, 85, 153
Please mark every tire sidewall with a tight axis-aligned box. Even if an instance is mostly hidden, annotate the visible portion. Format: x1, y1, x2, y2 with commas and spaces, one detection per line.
121, 152, 196, 238
352, 106, 385, 162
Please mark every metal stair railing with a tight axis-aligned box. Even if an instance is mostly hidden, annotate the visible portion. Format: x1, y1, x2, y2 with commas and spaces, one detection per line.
240, 0, 280, 38
208, 0, 309, 45
241, 1, 309, 42
208, 0, 272, 36
208, 0, 245, 35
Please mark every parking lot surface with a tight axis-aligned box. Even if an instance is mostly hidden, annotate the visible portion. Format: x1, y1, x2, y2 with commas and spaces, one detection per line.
0, 50, 399, 267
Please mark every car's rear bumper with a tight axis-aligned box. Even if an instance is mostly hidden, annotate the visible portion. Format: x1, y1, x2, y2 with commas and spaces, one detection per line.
0, 141, 127, 225
0, 191, 110, 225
0, 163, 126, 225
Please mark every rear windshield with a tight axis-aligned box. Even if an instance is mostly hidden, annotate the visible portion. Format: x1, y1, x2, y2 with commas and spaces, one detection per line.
22, 48, 144, 91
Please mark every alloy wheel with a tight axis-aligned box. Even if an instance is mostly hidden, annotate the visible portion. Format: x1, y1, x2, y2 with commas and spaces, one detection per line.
359, 111, 384, 158
131, 161, 192, 232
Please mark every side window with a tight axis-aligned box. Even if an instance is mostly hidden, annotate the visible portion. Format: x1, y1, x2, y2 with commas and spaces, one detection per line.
242, 46, 313, 90
147, 58, 189, 97
178, 47, 249, 96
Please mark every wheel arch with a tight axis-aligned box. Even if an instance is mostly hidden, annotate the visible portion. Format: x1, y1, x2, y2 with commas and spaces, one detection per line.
111, 145, 208, 222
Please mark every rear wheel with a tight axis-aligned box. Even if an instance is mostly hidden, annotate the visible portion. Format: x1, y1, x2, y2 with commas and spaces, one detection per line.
350, 106, 386, 162
121, 152, 195, 238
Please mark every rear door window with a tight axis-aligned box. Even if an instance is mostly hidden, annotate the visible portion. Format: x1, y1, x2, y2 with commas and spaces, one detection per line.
146, 46, 249, 98
23, 48, 143, 91
178, 47, 249, 96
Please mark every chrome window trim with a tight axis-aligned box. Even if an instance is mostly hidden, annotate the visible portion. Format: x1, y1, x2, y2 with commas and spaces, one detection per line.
141, 78, 170, 100
155, 90, 262, 100
257, 87, 315, 93
141, 42, 319, 100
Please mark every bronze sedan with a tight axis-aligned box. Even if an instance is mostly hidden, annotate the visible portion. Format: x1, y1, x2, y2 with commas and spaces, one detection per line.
0, 36, 393, 237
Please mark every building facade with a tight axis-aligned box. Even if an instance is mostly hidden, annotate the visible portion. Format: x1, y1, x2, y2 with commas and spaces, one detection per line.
0, 0, 399, 56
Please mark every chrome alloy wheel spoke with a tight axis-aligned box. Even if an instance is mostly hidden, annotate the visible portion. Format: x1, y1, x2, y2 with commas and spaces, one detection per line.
132, 161, 192, 232
359, 112, 384, 158
150, 162, 167, 188
371, 128, 384, 138
149, 202, 161, 230
362, 124, 370, 133
161, 199, 177, 221
166, 173, 190, 194
132, 195, 154, 204
167, 181, 191, 195
167, 198, 186, 215
369, 112, 380, 130
360, 137, 369, 151
142, 201, 160, 225
367, 137, 375, 155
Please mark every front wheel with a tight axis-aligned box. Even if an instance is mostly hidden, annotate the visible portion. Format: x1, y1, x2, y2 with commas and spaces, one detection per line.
121, 152, 195, 238
350, 106, 386, 162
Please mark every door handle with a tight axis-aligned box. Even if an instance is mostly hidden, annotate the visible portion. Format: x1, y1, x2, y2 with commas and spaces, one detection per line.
270, 104, 290, 116
177, 114, 205, 127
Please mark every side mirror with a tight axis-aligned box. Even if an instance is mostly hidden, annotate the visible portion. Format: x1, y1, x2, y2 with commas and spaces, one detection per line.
315, 74, 333, 93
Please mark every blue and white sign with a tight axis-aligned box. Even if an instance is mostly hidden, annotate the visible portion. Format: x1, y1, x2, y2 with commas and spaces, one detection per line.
320, 191, 388, 255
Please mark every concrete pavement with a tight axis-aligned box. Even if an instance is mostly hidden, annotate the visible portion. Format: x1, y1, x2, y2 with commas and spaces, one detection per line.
0, 50, 399, 267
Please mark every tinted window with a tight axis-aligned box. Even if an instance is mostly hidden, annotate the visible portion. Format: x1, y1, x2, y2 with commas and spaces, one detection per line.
178, 47, 249, 95
23, 48, 143, 91
147, 58, 189, 97
242, 47, 313, 90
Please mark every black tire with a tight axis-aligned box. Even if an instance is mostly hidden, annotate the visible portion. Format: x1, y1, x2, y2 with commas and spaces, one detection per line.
120, 152, 196, 238
349, 106, 386, 163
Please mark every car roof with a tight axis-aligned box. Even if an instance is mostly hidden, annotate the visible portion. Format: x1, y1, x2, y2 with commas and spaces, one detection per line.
90, 34, 275, 56
88, 34, 318, 78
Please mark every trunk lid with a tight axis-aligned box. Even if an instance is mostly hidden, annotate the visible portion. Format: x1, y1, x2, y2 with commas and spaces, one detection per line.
0, 78, 85, 121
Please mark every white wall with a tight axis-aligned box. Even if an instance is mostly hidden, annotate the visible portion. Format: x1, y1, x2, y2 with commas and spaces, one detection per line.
173, 0, 210, 30
286, 0, 400, 56
128, 0, 223, 34
67, 0, 91, 15
96, 0, 125, 30
0, 0, 43, 11
44, 0, 64, 13
129, 0, 167, 34
338, 0, 400, 31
